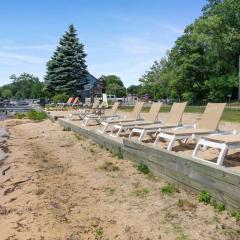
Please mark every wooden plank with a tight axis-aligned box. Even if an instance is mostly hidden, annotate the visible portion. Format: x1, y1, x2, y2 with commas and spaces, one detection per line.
56, 118, 240, 209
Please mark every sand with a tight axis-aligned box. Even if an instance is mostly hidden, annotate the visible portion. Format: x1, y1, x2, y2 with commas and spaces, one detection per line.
0, 119, 240, 240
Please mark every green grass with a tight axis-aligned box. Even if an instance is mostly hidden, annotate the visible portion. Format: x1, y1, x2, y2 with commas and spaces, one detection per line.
133, 187, 150, 198
161, 183, 179, 196
119, 105, 240, 122
137, 162, 150, 174
27, 109, 47, 121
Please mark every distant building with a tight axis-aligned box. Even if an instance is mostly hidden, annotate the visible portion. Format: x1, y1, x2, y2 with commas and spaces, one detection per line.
77, 73, 106, 102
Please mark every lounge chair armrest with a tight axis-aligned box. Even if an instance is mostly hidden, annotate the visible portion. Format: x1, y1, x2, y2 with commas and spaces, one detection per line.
172, 124, 195, 130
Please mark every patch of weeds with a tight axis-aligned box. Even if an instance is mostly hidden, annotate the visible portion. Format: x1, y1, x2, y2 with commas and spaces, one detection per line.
133, 188, 149, 198
99, 161, 119, 172
74, 133, 86, 141
177, 199, 196, 211
104, 187, 116, 196
198, 190, 211, 204
95, 227, 103, 237
146, 172, 157, 181
116, 147, 123, 159
211, 200, 225, 212
27, 109, 47, 121
137, 162, 150, 174
14, 112, 26, 119
161, 183, 179, 196
63, 127, 71, 131
173, 224, 188, 240
228, 209, 240, 222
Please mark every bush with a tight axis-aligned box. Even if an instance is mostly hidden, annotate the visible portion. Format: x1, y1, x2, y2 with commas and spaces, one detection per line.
27, 109, 47, 121
137, 162, 150, 174
198, 190, 211, 204
52, 93, 69, 104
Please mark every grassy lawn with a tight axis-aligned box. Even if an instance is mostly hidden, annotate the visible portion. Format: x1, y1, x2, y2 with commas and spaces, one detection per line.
119, 106, 240, 123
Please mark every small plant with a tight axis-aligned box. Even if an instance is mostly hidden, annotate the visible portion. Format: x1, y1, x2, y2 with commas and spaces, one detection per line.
95, 227, 103, 237
27, 109, 47, 121
63, 127, 71, 131
161, 184, 179, 196
74, 133, 86, 141
211, 200, 225, 212
99, 161, 119, 172
198, 190, 211, 204
137, 162, 150, 174
133, 188, 149, 198
177, 199, 196, 211
116, 147, 123, 159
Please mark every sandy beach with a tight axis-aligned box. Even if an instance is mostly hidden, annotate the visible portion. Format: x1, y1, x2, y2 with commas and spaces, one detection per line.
0, 118, 240, 239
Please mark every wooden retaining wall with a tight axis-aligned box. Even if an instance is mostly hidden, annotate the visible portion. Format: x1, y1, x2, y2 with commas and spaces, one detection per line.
57, 118, 240, 209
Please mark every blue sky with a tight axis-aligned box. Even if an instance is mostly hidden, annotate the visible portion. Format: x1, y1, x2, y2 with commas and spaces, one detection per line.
0, 0, 207, 87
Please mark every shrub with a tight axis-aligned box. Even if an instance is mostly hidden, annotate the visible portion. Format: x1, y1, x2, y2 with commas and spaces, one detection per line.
27, 109, 47, 121
137, 162, 150, 174
52, 93, 69, 104
198, 190, 211, 204
161, 183, 179, 196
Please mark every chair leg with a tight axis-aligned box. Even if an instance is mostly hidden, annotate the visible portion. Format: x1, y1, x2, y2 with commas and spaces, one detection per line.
192, 141, 202, 159
82, 117, 89, 126
167, 136, 176, 151
216, 144, 228, 166
153, 133, 160, 145
138, 130, 145, 142
129, 130, 134, 139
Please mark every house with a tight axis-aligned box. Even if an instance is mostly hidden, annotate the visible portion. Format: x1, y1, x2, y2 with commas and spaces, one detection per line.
77, 73, 106, 102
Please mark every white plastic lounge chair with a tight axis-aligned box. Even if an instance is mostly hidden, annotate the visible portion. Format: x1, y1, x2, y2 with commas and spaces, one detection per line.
98, 102, 144, 134
129, 102, 187, 141
68, 102, 99, 120
110, 102, 162, 137
154, 103, 226, 151
192, 131, 240, 166
82, 102, 120, 126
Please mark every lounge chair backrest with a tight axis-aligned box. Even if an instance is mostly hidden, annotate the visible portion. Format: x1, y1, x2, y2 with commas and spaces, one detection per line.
67, 97, 74, 104
106, 102, 120, 116
145, 102, 162, 122
131, 102, 144, 119
165, 102, 187, 125
197, 103, 226, 131
72, 97, 79, 104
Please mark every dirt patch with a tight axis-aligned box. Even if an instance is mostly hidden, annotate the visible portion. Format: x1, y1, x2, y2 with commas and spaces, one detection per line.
0, 119, 239, 239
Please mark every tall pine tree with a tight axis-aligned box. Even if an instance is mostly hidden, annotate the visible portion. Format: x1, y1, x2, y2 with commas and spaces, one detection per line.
45, 24, 87, 96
